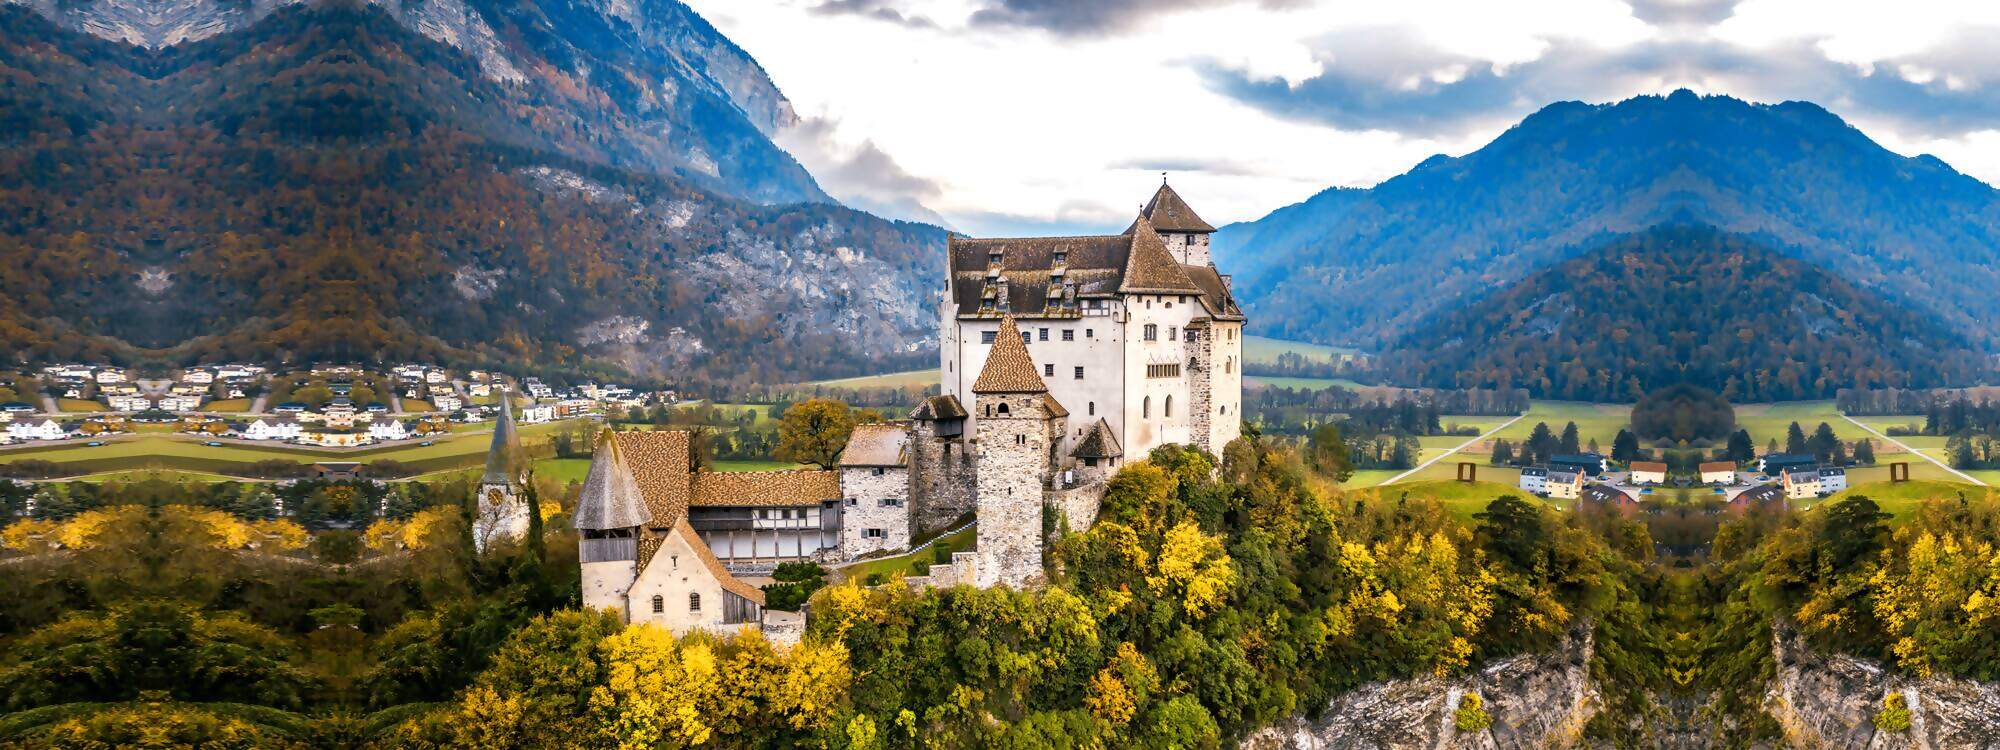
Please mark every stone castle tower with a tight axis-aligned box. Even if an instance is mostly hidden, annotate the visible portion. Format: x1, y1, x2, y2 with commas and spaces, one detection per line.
573, 428, 648, 616
474, 393, 530, 550
971, 315, 1067, 588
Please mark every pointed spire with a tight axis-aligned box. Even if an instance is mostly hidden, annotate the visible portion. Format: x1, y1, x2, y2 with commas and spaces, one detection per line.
1142, 181, 1215, 233
481, 387, 525, 485
972, 315, 1048, 394
573, 429, 651, 530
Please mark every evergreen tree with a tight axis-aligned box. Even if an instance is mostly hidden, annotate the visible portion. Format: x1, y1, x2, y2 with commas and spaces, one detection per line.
1809, 422, 1839, 461
1559, 422, 1581, 455
1785, 422, 1808, 455
1527, 422, 1556, 464
1854, 438, 1876, 465
1491, 439, 1515, 466
1611, 429, 1640, 464
1768, 437, 1780, 455
1725, 429, 1755, 463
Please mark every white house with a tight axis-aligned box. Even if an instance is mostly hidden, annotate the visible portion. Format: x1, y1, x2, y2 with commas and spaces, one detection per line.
8, 419, 66, 441
469, 383, 492, 397
432, 394, 463, 412
244, 417, 302, 441
367, 420, 409, 442
182, 369, 215, 384
520, 404, 555, 424
425, 370, 448, 384
1628, 461, 1669, 485
94, 368, 126, 384
1698, 461, 1737, 485
1518, 466, 1549, 495
1817, 466, 1847, 495
106, 394, 149, 412
159, 395, 203, 412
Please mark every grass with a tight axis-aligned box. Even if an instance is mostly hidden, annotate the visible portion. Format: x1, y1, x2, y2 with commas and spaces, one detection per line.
401, 399, 436, 413
533, 458, 594, 484
1340, 469, 1401, 488
205, 399, 252, 412
1733, 401, 1844, 450
839, 525, 976, 583
1245, 375, 1371, 391
73, 469, 245, 484
1243, 335, 1365, 365
1485, 401, 1630, 456
0, 418, 589, 477
1814, 479, 1996, 522
56, 399, 103, 413
1346, 479, 1554, 522
805, 370, 937, 390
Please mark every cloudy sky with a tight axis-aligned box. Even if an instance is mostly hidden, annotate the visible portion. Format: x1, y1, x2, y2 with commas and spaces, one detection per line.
685, 0, 2000, 236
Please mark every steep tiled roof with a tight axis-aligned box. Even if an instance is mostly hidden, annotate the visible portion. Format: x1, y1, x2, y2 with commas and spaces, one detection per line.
1119, 216, 1203, 295
615, 430, 692, 528
840, 423, 910, 467
1143, 182, 1216, 233
674, 519, 765, 604
1182, 265, 1246, 320
1072, 418, 1122, 458
481, 401, 525, 485
910, 394, 968, 421
973, 316, 1049, 394
1041, 394, 1069, 419
1629, 461, 1669, 473
574, 429, 652, 530
1698, 461, 1736, 473
691, 470, 841, 507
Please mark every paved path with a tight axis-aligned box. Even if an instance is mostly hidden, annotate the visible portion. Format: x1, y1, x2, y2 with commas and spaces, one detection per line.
1840, 414, 1986, 486
1381, 415, 1524, 486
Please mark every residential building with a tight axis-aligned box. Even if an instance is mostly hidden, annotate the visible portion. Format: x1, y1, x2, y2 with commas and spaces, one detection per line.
1545, 469, 1585, 500
1781, 467, 1821, 499
1818, 466, 1847, 495
7, 419, 66, 441
1518, 466, 1549, 495
520, 404, 555, 424
368, 420, 409, 442
1758, 454, 1817, 476
1581, 484, 1638, 509
1550, 453, 1608, 476
1698, 461, 1737, 485
243, 417, 302, 441
1628, 461, 1669, 485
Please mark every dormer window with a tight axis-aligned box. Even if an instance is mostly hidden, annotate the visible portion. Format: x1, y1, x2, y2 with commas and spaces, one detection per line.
1053, 251, 1067, 265
988, 251, 1003, 266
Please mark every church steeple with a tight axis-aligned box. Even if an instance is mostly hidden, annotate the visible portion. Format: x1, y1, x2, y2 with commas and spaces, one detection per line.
474, 384, 531, 549
481, 389, 525, 487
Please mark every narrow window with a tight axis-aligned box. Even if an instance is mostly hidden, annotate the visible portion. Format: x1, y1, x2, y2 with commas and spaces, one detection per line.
1088, 401, 1095, 415
1021, 331, 1031, 344
1168, 326, 1176, 340
689, 593, 702, 613
1144, 324, 1157, 341
1144, 396, 1151, 418
1044, 363, 1054, 377
1165, 396, 1173, 417
651, 595, 664, 613
1085, 329, 1094, 339
1015, 434, 1026, 445
1039, 328, 1049, 341
1073, 366, 1084, 380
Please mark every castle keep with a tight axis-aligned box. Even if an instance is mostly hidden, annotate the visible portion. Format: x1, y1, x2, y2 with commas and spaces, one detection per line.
562, 182, 1245, 634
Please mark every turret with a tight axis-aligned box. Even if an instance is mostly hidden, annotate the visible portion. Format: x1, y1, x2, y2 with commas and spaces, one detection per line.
574, 429, 650, 616
474, 389, 529, 549
1142, 179, 1216, 266
970, 316, 1066, 588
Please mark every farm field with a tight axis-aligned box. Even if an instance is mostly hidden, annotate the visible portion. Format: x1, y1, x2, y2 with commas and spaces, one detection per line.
1484, 401, 1631, 456
205, 399, 253, 412
401, 399, 436, 412
1243, 335, 1365, 364
1246, 375, 1371, 391
1732, 401, 1843, 448
0, 419, 586, 478
805, 370, 937, 390
56, 399, 103, 412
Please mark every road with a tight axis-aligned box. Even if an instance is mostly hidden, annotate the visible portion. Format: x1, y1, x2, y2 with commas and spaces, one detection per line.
1380, 415, 1524, 486
1840, 414, 1986, 486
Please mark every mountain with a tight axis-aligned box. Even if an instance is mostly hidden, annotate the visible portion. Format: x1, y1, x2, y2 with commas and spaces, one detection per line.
0, 2, 943, 387
1374, 225, 1989, 401
1214, 91, 2000, 352
6, 0, 827, 205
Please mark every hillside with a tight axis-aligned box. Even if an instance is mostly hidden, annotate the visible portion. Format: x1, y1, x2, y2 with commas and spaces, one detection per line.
0, 3, 943, 386
6, 0, 826, 205
1374, 225, 1989, 401
1213, 91, 2000, 351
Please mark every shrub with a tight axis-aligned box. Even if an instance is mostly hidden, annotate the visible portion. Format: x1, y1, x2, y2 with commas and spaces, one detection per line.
1873, 693, 1912, 732
1453, 693, 1493, 732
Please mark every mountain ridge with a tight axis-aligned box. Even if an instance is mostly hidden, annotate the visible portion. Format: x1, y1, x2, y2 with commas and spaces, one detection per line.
1214, 91, 2000, 352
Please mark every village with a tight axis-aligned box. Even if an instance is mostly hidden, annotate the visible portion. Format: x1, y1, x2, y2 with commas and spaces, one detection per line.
0, 361, 674, 449
1513, 451, 1850, 509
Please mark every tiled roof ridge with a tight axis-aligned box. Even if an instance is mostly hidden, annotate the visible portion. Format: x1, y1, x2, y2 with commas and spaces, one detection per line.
1119, 215, 1203, 294
972, 315, 1049, 394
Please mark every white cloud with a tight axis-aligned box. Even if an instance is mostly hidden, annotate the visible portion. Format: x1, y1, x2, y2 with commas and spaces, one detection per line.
689, 0, 2000, 234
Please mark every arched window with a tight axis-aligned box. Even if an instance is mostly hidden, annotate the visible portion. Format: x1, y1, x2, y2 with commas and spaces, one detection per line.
997, 402, 1010, 415
1220, 405, 1227, 416
689, 593, 702, 613
651, 595, 664, 614
1143, 396, 1151, 418
1165, 396, 1173, 418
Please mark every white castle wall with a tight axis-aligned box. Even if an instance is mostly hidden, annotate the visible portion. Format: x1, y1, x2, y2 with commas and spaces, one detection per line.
839, 465, 912, 557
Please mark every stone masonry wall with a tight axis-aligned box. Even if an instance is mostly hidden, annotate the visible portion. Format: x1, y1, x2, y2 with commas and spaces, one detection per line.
839, 465, 912, 558
909, 420, 977, 535
1046, 484, 1103, 537
1188, 321, 1215, 454
974, 393, 1053, 588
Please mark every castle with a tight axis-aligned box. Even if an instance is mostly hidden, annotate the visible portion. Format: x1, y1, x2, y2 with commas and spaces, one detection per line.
515, 182, 1245, 635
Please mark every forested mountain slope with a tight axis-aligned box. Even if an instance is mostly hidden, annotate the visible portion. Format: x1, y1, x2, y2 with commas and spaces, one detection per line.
0, 4, 943, 386
1374, 225, 1989, 401
1214, 91, 2000, 351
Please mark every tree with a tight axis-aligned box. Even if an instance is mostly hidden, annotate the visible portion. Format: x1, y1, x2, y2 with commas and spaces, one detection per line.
1809, 422, 1839, 461
1307, 423, 1354, 481
1491, 439, 1515, 466
775, 398, 856, 470
1527, 422, 1556, 464
1854, 438, 1875, 465
1559, 422, 1581, 455
1818, 496, 1889, 571
1475, 495, 1549, 574
1725, 429, 1754, 463
1611, 429, 1640, 464
1785, 422, 1808, 455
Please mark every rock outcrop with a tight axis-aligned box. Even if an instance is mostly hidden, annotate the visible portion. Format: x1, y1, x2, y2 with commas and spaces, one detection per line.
1243, 625, 1598, 750
1765, 624, 2000, 750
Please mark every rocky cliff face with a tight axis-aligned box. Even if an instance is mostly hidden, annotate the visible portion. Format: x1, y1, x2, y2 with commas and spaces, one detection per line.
1764, 624, 2000, 750
1242, 625, 1599, 750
